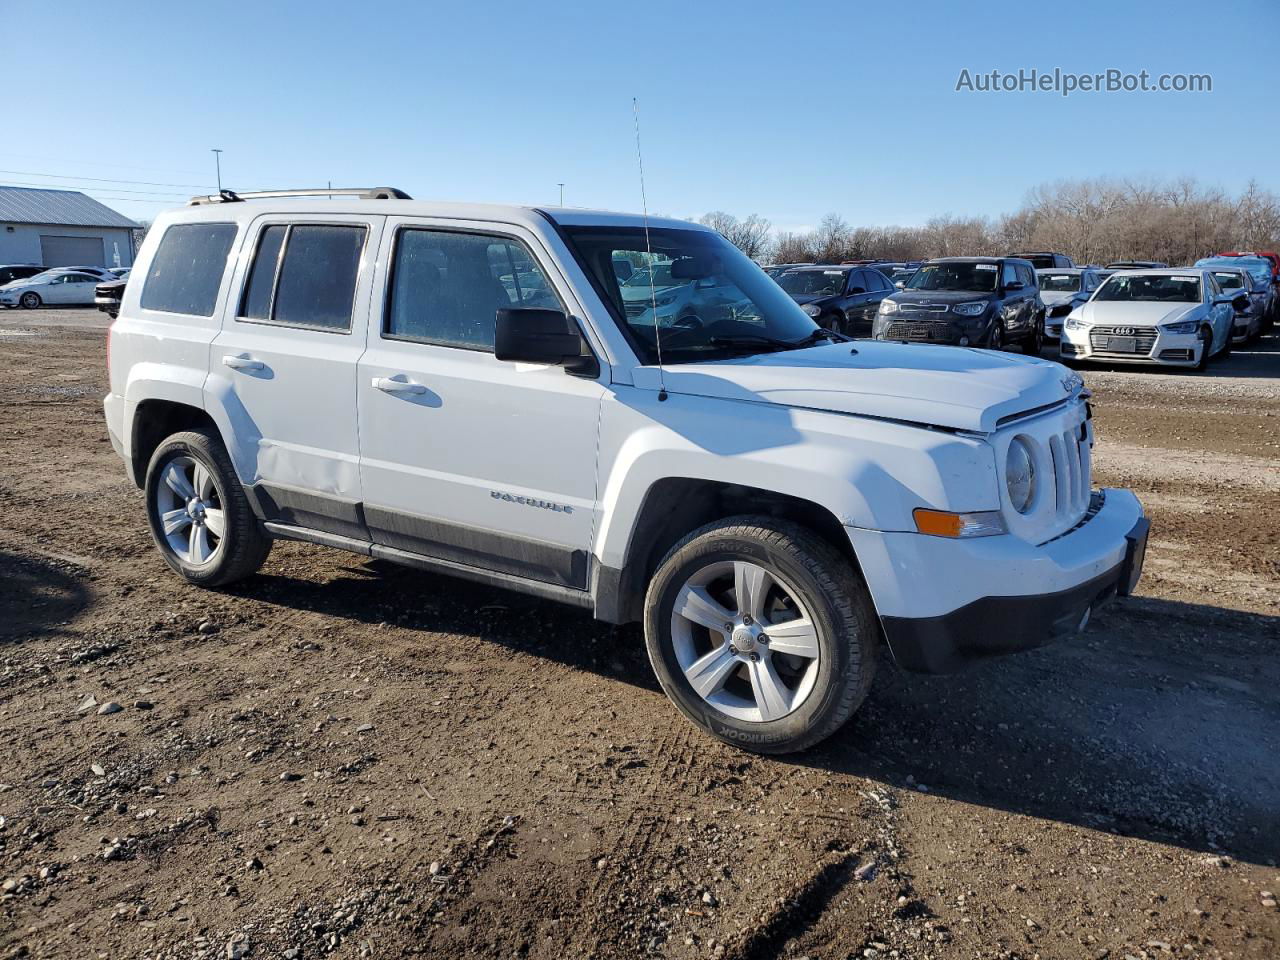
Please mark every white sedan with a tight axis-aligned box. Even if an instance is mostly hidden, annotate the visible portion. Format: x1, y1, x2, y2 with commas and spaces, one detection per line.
1059, 269, 1241, 370
0, 269, 102, 308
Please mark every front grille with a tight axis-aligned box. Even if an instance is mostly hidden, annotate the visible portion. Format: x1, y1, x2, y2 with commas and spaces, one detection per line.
1158, 348, 1194, 361
1047, 427, 1091, 521
1089, 326, 1157, 356
884, 321, 955, 341
896, 303, 950, 317
999, 400, 1092, 544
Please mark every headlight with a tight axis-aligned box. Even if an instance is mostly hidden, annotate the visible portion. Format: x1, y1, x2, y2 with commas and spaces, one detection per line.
1161, 319, 1199, 334
878, 300, 899, 315
1064, 314, 1089, 330
802, 303, 822, 317
951, 301, 988, 316
1005, 437, 1037, 514
653, 293, 678, 308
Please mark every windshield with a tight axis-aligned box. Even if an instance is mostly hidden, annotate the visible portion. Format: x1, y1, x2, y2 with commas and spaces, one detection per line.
1095, 274, 1201, 303
1038, 273, 1080, 292
562, 226, 819, 363
777, 269, 849, 296
906, 262, 998, 292
1210, 271, 1245, 291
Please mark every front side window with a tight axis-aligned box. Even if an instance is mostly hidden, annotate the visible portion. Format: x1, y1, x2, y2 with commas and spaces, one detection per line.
140, 222, 237, 316
1095, 274, 1201, 303
907, 262, 999, 293
385, 229, 560, 351
237, 224, 365, 331
562, 226, 818, 364
1211, 271, 1244, 291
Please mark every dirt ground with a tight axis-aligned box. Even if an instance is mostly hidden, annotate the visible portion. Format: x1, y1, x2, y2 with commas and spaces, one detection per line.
1, 308, 1277, 960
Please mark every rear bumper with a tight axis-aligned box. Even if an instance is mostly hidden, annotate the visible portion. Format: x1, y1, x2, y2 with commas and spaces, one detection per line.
103, 392, 134, 482
849, 488, 1147, 673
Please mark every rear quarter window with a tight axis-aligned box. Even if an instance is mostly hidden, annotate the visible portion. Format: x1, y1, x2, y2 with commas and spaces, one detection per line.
140, 222, 238, 317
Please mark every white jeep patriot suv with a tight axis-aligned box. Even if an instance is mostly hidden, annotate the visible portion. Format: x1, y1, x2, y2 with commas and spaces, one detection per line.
103, 187, 1148, 753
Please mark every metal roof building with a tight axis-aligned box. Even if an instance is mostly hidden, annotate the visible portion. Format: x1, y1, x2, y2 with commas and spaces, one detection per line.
0, 186, 140, 269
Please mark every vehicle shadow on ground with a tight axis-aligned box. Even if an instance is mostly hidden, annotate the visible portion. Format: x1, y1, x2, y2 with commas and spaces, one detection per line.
802, 594, 1280, 865
236, 562, 1279, 864
0, 550, 92, 642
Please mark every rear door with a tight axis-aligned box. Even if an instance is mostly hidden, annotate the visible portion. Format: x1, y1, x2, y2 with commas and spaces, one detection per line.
208, 214, 383, 540
355, 218, 604, 588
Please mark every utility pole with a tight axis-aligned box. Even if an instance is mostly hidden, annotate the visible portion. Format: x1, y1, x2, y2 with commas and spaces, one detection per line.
211, 149, 223, 192
558, 182, 564, 206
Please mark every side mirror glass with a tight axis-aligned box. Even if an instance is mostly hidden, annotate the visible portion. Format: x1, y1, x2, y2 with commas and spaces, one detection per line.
1005, 280, 1024, 291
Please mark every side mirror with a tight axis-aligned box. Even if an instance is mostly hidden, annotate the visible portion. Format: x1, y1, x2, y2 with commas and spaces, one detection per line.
495, 308, 595, 375
848, 286, 866, 295
1004, 280, 1025, 291
694, 277, 717, 289
1231, 294, 1249, 312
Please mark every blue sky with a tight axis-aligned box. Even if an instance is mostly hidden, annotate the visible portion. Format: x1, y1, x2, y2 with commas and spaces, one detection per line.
6, 0, 1276, 229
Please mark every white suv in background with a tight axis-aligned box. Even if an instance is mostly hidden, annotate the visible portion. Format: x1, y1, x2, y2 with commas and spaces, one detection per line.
103, 187, 1148, 753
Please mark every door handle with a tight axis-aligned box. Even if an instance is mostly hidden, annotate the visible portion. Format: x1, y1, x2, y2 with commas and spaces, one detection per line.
372, 376, 427, 395
222, 354, 264, 371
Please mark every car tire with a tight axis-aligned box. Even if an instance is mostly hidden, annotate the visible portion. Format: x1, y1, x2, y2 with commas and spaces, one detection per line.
987, 323, 1003, 350
827, 313, 847, 335
643, 516, 878, 754
144, 428, 272, 587
19, 292, 41, 309
1027, 325, 1044, 356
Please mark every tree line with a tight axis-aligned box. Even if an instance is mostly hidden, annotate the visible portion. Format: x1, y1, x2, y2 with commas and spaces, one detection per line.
699, 177, 1280, 266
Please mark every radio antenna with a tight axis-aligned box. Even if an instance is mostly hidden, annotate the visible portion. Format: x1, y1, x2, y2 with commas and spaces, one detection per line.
632, 97, 668, 401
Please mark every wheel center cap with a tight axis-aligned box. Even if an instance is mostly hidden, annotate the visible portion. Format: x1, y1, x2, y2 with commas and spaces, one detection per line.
731, 626, 757, 653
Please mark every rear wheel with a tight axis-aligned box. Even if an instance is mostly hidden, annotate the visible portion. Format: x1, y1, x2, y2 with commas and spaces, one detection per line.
144, 428, 271, 587
19, 292, 41, 309
644, 517, 878, 754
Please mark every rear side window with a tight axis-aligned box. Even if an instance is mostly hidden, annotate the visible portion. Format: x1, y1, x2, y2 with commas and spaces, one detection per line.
384, 228, 560, 351
140, 222, 237, 316
237, 224, 366, 332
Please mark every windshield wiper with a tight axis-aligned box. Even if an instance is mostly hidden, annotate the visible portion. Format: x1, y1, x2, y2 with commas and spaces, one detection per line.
791, 327, 851, 345
708, 334, 798, 353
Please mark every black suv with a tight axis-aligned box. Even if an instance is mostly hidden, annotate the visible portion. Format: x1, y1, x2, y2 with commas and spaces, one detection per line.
873, 257, 1044, 352
0, 264, 46, 286
776, 264, 895, 334
1009, 251, 1074, 269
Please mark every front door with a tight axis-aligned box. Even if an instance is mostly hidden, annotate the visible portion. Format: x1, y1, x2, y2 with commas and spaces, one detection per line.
208, 214, 382, 539
356, 219, 604, 588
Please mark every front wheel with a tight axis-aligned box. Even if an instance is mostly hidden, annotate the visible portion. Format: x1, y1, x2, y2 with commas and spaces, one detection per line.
1193, 326, 1212, 371
987, 322, 1004, 350
19, 292, 41, 309
144, 428, 272, 587
644, 517, 878, 754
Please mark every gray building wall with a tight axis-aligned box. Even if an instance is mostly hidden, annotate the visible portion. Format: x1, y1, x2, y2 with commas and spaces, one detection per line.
0, 223, 136, 268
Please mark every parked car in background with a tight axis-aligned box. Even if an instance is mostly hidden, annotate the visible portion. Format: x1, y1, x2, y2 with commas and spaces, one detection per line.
874, 257, 1043, 352
1010, 251, 1075, 269
56, 265, 123, 280
888, 267, 918, 288
762, 262, 812, 279
1105, 260, 1168, 270
0, 268, 102, 308
1215, 250, 1280, 283
1060, 269, 1240, 370
0, 264, 46, 286
1194, 255, 1275, 328
1202, 267, 1266, 343
96, 277, 128, 317
620, 260, 753, 330
776, 264, 895, 334
1037, 267, 1105, 340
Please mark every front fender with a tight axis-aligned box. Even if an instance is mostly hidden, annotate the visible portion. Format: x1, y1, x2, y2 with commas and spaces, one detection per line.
593, 388, 999, 567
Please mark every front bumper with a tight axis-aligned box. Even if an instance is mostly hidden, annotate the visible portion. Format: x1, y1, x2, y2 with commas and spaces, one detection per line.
1060, 324, 1202, 366
848, 488, 1146, 673
873, 314, 985, 345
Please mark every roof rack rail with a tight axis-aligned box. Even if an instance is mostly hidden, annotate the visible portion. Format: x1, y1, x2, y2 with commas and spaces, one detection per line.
188, 187, 412, 205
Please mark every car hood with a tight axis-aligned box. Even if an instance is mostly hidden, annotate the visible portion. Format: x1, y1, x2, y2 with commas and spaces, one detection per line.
621, 284, 684, 301
788, 293, 836, 306
1040, 290, 1078, 307
654, 340, 1079, 433
1077, 300, 1199, 327
890, 289, 994, 305
0, 280, 35, 292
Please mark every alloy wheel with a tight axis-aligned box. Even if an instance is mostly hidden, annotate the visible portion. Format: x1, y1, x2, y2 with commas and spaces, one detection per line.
153, 454, 225, 566
669, 560, 821, 723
